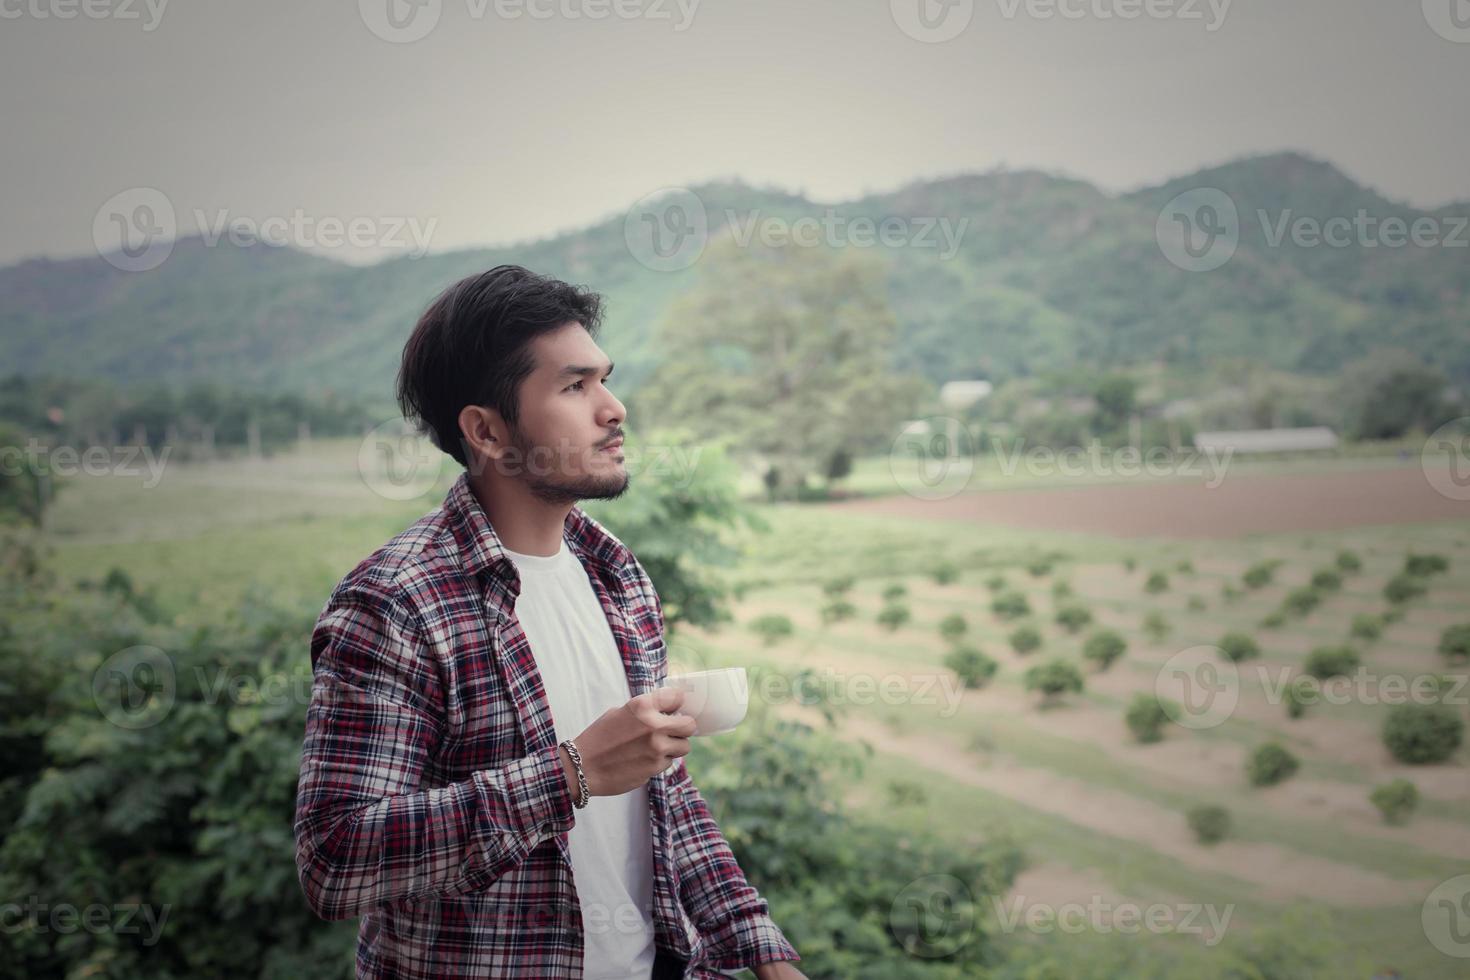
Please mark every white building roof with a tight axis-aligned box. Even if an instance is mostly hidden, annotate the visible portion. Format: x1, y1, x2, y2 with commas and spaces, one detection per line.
1192, 427, 1339, 454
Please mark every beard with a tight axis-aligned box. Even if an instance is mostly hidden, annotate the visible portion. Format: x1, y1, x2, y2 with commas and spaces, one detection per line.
506, 423, 630, 506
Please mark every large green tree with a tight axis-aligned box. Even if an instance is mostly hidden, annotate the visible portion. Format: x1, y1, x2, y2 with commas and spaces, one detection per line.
637, 237, 929, 494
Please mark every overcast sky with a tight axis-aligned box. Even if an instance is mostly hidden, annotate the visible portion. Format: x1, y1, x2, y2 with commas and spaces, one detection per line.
3, 0, 1467, 267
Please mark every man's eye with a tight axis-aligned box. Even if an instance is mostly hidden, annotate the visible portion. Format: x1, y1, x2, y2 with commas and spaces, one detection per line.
567, 381, 584, 392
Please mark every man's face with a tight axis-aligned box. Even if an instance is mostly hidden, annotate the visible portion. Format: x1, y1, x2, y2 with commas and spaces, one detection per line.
495, 322, 629, 505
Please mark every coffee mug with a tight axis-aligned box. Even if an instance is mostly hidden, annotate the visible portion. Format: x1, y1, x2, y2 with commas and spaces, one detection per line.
659, 667, 748, 736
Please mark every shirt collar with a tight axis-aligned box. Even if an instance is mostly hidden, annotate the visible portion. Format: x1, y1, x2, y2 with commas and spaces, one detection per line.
443, 470, 633, 589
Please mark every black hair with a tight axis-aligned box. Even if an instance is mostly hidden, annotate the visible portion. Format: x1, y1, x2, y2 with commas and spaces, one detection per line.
396, 265, 604, 467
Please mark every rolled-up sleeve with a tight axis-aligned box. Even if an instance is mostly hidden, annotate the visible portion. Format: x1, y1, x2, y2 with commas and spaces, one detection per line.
293, 585, 576, 920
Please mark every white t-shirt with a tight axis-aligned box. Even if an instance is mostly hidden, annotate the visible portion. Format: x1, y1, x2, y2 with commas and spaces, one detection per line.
502, 537, 658, 980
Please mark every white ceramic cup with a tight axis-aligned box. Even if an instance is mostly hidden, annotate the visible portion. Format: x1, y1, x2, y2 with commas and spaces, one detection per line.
658, 667, 749, 736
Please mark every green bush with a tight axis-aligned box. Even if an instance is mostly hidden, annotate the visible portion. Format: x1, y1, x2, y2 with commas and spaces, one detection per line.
1217, 632, 1260, 663
1122, 556, 1137, 573
1282, 585, 1322, 617
1242, 559, 1282, 589
1175, 559, 1195, 574
1283, 676, 1314, 719
1350, 614, 1383, 642
1220, 583, 1243, 603
1384, 573, 1428, 605
1437, 623, 1470, 666
1309, 568, 1342, 591
821, 575, 855, 598
1023, 658, 1085, 703
938, 613, 968, 642
944, 645, 998, 690
1008, 625, 1043, 655
1403, 552, 1449, 577
930, 562, 959, 585
882, 582, 907, 602
984, 573, 1008, 593
1260, 610, 1287, 629
1081, 630, 1127, 671
1053, 603, 1093, 634
1369, 779, 1419, 825
1247, 742, 1300, 786
1027, 557, 1054, 577
1125, 693, 1172, 743
1142, 611, 1171, 643
1335, 550, 1363, 573
1303, 645, 1360, 680
1186, 804, 1231, 845
877, 603, 910, 631
1186, 595, 1207, 612
1144, 570, 1169, 594
1382, 703, 1465, 764
820, 599, 857, 624
1050, 579, 1073, 600
750, 613, 795, 646
991, 590, 1031, 621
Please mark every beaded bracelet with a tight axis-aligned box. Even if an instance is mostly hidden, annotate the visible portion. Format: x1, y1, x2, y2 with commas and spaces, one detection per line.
559, 738, 591, 809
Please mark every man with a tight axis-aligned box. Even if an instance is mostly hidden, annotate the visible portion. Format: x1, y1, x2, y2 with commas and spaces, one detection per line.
292, 265, 805, 979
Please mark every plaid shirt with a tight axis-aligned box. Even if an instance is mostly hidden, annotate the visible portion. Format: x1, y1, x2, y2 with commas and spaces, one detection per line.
293, 471, 800, 978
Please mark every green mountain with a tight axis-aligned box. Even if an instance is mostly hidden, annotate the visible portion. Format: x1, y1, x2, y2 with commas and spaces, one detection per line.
2, 152, 1465, 414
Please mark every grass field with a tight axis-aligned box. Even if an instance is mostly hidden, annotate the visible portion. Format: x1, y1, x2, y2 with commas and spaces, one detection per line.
37, 437, 1470, 977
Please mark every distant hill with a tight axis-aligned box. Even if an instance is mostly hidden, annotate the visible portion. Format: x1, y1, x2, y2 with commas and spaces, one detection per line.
2, 152, 1465, 415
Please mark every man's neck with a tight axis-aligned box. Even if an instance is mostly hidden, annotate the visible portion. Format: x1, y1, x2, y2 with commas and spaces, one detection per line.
469, 475, 574, 558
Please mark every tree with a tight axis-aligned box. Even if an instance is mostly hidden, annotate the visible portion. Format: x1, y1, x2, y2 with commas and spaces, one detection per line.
1337, 350, 1447, 439
638, 236, 930, 495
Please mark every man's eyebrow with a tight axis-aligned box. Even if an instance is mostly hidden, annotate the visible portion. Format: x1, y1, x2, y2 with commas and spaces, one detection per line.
557, 361, 614, 379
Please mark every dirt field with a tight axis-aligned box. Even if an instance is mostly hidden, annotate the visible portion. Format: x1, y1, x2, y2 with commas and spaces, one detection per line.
830, 466, 1470, 538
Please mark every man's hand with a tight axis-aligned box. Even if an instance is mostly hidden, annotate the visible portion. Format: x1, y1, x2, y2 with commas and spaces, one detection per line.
563, 687, 698, 797
752, 961, 806, 979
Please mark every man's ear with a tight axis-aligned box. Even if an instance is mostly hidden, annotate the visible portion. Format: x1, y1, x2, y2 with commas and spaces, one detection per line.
457, 404, 510, 468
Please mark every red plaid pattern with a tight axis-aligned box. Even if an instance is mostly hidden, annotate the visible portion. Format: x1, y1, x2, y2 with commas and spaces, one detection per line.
294, 471, 800, 978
